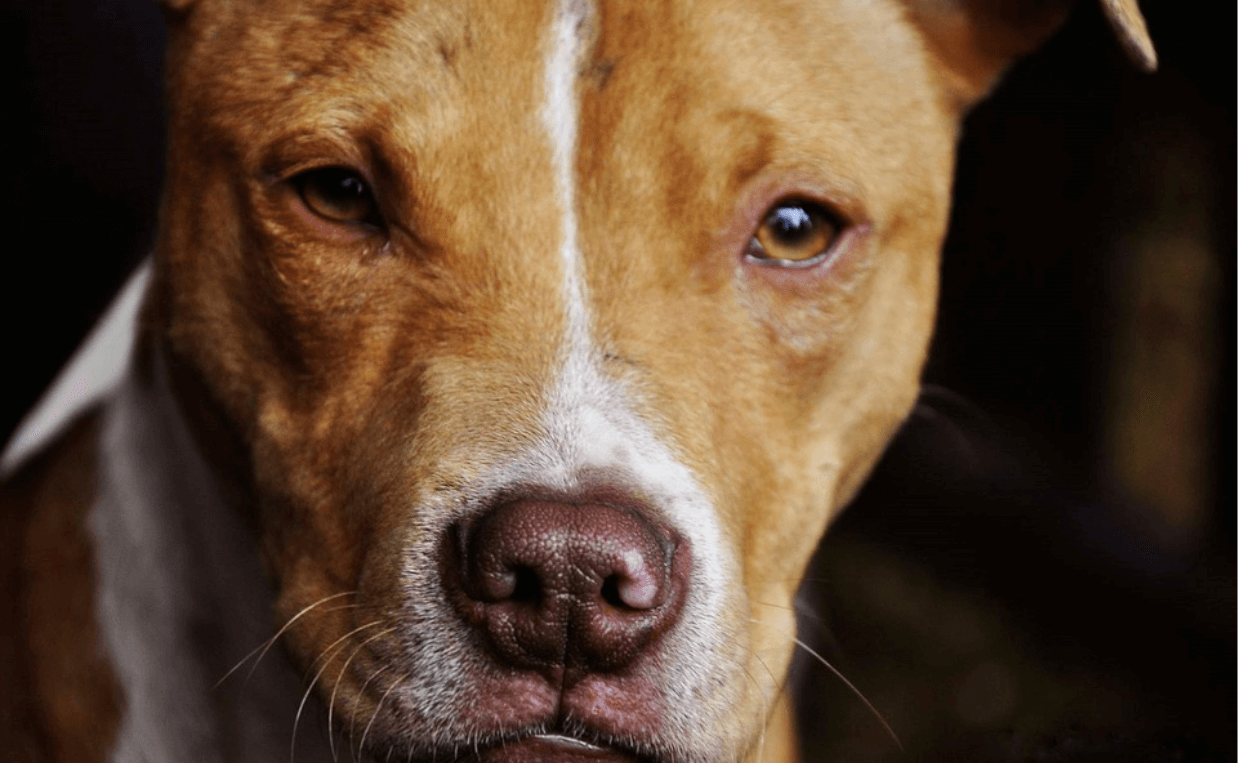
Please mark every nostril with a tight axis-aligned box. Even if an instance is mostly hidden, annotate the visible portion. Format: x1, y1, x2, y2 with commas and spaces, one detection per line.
599, 575, 624, 609
471, 563, 541, 603
511, 566, 540, 603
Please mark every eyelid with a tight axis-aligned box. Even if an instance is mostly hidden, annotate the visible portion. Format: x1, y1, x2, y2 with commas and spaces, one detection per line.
283, 162, 373, 186
746, 249, 833, 269
261, 130, 370, 178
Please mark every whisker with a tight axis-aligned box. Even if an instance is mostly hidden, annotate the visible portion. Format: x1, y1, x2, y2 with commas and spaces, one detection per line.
792, 637, 903, 753
748, 652, 777, 763
303, 619, 383, 679
748, 612, 902, 752
793, 577, 831, 587
911, 384, 1003, 468
917, 384, 993, 427
359, 672, 405, 758
750, 598, 795, 613
751, 596, 843, 658
319, 602, 363, 618
290, 620, 385, 763
331, 628, 397, 762
215, 590, 356, 690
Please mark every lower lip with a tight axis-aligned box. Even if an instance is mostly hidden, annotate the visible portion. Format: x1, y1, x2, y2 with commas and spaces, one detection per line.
472, 734, 643, 763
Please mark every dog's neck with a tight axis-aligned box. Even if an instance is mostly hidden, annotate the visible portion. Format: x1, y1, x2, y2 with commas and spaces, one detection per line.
90, 336, 331, 763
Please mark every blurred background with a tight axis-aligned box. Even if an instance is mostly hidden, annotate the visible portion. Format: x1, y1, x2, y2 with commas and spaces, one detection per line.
3, 0, 1232, 760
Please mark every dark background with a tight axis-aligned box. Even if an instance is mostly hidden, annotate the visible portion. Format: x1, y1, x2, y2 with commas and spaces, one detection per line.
3, 0, 1233, 760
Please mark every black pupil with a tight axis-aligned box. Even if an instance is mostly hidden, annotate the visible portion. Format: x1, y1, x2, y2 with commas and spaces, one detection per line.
769, 206, 813, 243
331, 172, 366, 199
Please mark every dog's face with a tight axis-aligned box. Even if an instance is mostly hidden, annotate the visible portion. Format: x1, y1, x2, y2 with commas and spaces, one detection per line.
149, 0, 1017, 759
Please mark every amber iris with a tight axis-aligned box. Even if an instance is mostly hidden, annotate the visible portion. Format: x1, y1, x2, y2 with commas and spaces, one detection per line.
748, 201, 840, 266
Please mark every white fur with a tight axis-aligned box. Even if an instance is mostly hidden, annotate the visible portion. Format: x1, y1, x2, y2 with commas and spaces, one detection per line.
93, 352, 332, 763
2, 261, 327, 760
1, 261, 151, 477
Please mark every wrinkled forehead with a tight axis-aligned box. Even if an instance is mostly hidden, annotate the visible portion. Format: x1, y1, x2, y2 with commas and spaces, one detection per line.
172, 0, 953, 220
174, 1, 555, 154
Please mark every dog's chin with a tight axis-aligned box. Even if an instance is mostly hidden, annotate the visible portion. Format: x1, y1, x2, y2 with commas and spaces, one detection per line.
380, 733, 652, 763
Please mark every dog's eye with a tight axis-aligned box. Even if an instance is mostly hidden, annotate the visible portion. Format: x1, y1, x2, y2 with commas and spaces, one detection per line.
746, 201, 841, 267
294, 167, 381, 226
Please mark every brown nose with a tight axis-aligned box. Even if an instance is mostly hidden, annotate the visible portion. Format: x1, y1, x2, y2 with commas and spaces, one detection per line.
448, 499, 689, 673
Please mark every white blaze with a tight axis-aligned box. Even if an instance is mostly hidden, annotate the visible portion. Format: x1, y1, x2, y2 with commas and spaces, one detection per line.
542, 0, 595, 389
533, 0, 735, 691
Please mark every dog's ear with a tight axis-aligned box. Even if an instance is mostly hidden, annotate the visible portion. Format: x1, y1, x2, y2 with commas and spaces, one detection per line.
1098, 0, 1157, 71
156, 0, 197, 15
905, 0, 1156, 108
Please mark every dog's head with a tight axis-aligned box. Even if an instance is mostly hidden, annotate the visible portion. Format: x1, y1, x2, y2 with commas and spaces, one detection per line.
146, 0, 1153, 760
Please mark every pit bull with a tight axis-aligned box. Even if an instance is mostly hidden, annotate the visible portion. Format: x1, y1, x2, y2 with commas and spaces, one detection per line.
1, 0, 1155, 761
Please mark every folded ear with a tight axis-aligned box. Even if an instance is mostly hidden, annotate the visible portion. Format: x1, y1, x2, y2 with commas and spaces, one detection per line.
1099, 0, 1156, 71
157, 0, 196, 15
905, 0, 1157, 109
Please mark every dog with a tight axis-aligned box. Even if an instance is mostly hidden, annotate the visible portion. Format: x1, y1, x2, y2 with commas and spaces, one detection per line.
1, 0, 1155, 761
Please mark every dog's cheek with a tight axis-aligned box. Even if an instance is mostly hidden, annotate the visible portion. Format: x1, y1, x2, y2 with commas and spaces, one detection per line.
208, 250, 418, 601
815, 262, 941, 519
250, 373, 432, 681
721, 239, 939, 594
244, 285, 563, 679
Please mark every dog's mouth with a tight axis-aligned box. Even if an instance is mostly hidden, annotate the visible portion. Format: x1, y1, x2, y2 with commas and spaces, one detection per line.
394, 731, 651, 763
468, 733, 644, 762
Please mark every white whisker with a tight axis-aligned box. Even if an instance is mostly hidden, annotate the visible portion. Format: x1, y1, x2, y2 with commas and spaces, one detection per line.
331, 629, 393, 758
214, 590, 356, 690
792, 637, 903, 752
358, 673, 404, 758
747, 653, 775, 763
290, 620, 385, 763
747, 610, 903, 752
